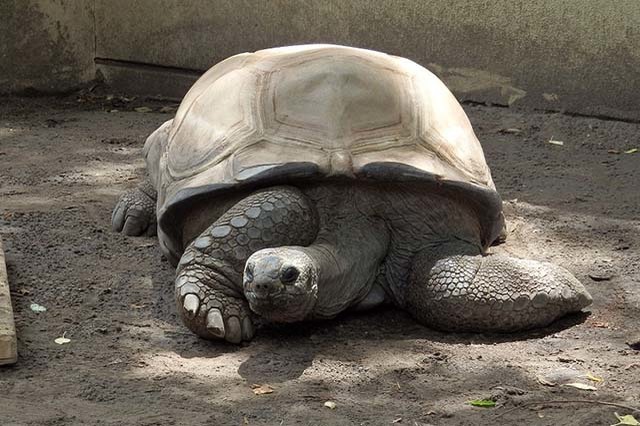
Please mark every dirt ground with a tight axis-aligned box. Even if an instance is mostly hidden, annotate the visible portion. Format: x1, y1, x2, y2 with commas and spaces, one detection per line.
0, 93, 638, 426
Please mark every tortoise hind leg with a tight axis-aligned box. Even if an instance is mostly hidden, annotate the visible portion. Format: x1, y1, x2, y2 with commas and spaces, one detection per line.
406, 241, 592, 332
112, 178, 157, 236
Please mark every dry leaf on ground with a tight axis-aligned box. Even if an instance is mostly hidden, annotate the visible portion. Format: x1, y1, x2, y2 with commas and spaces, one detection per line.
586, 373, 604, 383
612, 412, 640, 426
30, 303, 47, 312
251, 384, 274, 395
563, 382, 597, 391
54, 336, 71, 345
499, 128, 522, 134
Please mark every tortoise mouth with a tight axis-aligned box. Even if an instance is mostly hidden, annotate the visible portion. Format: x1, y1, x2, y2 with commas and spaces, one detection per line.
245, 290, 316, 323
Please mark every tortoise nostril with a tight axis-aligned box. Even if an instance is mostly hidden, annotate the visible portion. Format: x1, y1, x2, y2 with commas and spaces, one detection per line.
254, 282, 272, 295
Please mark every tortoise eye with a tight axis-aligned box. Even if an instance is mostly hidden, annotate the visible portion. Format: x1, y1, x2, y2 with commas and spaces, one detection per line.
280, 266, 299, 284
245, 264, 254, 282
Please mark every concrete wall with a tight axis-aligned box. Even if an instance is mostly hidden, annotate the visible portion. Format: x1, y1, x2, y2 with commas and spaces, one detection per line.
93, 0, 640, 120
3, 1, 640, 120
0, 0, 95, 94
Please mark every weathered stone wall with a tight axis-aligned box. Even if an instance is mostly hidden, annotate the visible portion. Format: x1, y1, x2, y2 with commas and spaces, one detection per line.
0, 0, 95, 94
2, 1, 640, 119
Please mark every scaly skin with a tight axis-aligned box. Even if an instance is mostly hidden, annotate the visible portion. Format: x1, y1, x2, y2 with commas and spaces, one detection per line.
175, 186, 319, 343
406, 241, 592, 332
111, 178, 157, 236
113, 181, 592, 341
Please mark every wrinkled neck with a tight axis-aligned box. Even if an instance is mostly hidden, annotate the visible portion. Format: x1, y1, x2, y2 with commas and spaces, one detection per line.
299, 218, 389, 319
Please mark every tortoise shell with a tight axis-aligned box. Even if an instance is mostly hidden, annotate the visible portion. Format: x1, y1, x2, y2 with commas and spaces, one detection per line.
144, 44, 502, 261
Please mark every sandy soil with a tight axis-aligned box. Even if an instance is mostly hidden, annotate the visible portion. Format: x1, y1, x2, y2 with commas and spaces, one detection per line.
0, 93, 638, 426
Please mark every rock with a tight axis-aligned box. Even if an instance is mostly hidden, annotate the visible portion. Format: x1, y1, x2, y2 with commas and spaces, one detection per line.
588, 272, 613, 281
626, 336, 640, 350
588, 259, 615, 281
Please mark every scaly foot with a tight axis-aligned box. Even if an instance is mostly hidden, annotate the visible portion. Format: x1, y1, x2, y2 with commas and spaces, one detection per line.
407, 242, 592, 332
112, 179, 157, 236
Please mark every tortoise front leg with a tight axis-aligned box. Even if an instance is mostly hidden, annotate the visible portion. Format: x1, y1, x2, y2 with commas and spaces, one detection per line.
406, 241, 592, 332
112, 178, 157, 236
175, 186, 319, 343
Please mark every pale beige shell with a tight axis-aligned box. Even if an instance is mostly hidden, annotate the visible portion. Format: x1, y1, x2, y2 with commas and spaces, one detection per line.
144, 44, 502, 257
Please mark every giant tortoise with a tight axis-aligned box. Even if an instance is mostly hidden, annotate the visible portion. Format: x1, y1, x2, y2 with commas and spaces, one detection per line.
112, 44, 592, 343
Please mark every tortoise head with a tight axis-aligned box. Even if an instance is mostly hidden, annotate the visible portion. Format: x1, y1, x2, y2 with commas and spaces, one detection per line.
243, 247, 318, 322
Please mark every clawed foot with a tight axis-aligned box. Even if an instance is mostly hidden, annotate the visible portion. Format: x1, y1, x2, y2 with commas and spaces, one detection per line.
112, 182, 157, 236
408, 251, 592, 332
172, 185, 320, 343
176, 269, 255, 343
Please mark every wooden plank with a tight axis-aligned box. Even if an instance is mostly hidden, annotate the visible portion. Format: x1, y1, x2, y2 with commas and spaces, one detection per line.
0, 237, 17, 365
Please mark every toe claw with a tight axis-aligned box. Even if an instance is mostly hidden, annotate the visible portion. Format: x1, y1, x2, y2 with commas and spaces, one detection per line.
226, 316, 242, 344
122, 216, 145, 236
242, 317, 254, 341
111, 204, 125, 232
206, 309, 225, 338
183, 294, 200, 319
145, 225, 157, 237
